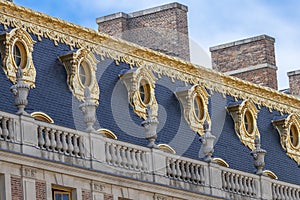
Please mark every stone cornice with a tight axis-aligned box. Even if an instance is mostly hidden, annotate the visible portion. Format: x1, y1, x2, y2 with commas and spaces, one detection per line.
1, 1, 300, 115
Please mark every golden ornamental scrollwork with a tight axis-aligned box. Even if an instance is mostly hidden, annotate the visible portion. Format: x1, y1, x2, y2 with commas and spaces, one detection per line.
119, 67, 158, 120
59, 48, 99, 104
0, 28, 36, 88
272, 114, 300, 165
175, 85, 210, 136
227, 100, 260, 150
1, 1, 300, 116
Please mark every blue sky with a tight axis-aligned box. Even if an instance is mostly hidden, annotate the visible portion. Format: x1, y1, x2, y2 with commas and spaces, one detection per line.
14, 0, 300, 89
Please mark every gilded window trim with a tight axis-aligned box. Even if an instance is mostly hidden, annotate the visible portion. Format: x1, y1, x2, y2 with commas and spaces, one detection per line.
0, 28, 36, 88
227, 100, 260, 150
158, 144, 176, 154
119, 67, 158, 120
213, 157, 229, 168
31, 111, 54, 123
272, 114, 300, 165
97, 128, 117, 140
59, 48, 99, 104
175, 85, 210, 136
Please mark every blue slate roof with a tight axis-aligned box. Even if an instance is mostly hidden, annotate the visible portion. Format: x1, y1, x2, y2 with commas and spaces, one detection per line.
1, 23, 300, 185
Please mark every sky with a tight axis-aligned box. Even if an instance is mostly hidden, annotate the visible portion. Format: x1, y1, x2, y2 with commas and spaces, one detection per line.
13, 0, 300, 90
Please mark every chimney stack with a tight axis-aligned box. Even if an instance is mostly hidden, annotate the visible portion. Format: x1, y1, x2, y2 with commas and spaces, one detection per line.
287, 70, 300, 97
96, 2, 190, 61
210, 35, 278, 90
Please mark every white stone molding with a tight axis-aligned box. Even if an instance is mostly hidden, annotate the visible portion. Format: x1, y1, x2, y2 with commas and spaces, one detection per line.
175, 85, 210, 136
0, 28, 36, 88
59, 48, 99, 104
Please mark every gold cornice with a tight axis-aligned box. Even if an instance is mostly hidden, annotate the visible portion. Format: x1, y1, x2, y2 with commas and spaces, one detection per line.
1, 1, 300, 115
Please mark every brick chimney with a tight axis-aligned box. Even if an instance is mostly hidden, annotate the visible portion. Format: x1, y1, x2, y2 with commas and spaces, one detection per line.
210, 35, 278, 90
287, 70, 300, 97
96, 2, 190, 61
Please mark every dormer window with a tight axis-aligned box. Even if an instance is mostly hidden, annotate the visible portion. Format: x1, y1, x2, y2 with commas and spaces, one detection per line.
59, 48, 99, 104
273, 114, 300, 165
175, 85, 210, 136
227, 100, 260, 150
119, 67, 158, 120
0, 28, 36, 88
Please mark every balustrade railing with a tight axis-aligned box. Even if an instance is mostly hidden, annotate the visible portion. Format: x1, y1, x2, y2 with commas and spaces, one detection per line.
272, 182, 300, 200
36, 122, 85, 158
166, 156, 205, 185
105, 140, 149, 172
0, 112, 16, 142
221, 169, 258, 198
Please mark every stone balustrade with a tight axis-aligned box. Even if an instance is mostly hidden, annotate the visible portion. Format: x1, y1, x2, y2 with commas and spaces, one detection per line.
221, 168, 259, 199
36, 121, 85, 158
0, 111, 300, 200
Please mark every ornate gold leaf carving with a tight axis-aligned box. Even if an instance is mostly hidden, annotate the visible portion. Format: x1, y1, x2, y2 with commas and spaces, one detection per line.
120, 67, 158, 120
273, 114, 300, 165
227, 100, 260, 150
0, 28, 36, 88
59, 48, 99, 104
1, 1, 300, 116
175, 85, 210, 136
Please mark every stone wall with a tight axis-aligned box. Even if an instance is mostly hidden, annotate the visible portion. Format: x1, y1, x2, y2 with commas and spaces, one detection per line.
210, 35, 278, 89
288, 70, 300, 96
96, 3, 190, 61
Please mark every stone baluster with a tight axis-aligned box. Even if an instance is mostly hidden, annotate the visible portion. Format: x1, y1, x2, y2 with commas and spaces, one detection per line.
175, 159, 182, 180
38, 126, 45, 148
131, 149, 138, 169
105, 143, 112, 164
126, 148, 132, 169
115, 145, 122, 166
56, 131, 63, 153
272, 184, 277, 199
186, 162, 192, 183
1, 118, 8, 140
166, 159, 172, 177
73, 135, 80, 156
234, 174, 239, 193
192, 164, 199, 184
181, 161, 187, 181
67, 133, 74, 155
111, 144, 117, 166
0, 117, 3, 138
7, 118, 14, 141
78, 136, 84, 157
171, 159, 176, 178
44, 128, 51, 150
10, 68, 30, 115
239, 176, 244, 195
61, 132, 68, 154
200, 165, 205, 185
222, 171, 227, 190
136, 150, 142, 170
50, 129, 57, 151
120, 146, 127, 167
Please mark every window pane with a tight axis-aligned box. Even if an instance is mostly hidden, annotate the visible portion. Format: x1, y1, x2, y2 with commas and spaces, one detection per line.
63, 194, 69, 200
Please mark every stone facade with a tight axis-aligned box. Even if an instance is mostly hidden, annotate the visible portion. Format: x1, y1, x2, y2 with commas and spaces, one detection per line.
96, 2, 190, 61
210, 35, 278, 89
288, 70, 300, 96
